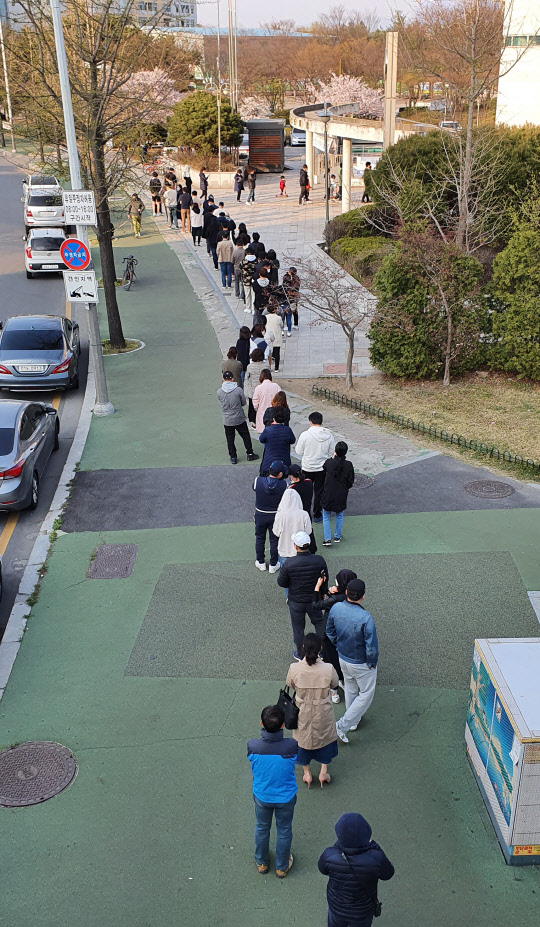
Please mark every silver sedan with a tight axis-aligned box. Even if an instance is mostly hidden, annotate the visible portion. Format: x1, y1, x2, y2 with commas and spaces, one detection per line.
0, 399, 59, 511
0, 315, 80, 391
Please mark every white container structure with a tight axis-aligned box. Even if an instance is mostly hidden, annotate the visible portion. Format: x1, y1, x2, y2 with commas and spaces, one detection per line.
466, 638, 540, 864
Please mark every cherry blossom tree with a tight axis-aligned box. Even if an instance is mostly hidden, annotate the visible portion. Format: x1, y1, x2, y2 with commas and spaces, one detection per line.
120, 68, 183, 119
305, 72, 383, 115
238, 95, 272, 120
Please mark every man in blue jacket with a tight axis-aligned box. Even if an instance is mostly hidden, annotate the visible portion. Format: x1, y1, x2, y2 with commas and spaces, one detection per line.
247, 705, 298, 877
326, 579, 378, 743
253, 460, 287, 572
318, 812, 394, 926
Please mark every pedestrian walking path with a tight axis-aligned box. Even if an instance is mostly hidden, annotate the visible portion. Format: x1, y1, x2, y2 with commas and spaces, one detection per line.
153, 150, 375, 379
1, 207, 539, 927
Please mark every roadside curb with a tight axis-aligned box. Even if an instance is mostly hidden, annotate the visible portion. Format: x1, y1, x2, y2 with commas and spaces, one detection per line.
0, 337, 97, 699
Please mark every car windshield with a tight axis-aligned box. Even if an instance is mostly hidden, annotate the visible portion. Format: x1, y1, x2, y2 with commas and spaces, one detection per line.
30, 237, 65, 251
28, 194, 63, 207
0, 427, 15, 456
1, 329, 64, 351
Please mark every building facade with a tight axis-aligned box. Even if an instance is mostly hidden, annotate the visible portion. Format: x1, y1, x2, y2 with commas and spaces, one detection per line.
136, 1, 197, 30
496, 0, 540, 126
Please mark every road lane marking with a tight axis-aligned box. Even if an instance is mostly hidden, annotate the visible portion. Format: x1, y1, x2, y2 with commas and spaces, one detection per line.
0, 513, 19, 556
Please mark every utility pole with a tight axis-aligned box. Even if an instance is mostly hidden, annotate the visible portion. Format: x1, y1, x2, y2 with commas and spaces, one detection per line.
383, 31, 398, 151
0, 16, 16, 152
319, 102, 330, 229
217, 0, 222, 171
49, 0, 114, 416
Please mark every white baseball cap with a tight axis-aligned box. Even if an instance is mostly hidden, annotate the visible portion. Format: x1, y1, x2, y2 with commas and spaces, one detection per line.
291, 531, 311, 547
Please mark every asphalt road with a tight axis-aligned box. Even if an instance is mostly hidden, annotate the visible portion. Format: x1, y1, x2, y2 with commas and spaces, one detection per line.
0, 157, 87, 635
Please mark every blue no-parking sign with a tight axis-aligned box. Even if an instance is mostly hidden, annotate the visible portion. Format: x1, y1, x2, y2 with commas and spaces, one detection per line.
60, 238, 91, 270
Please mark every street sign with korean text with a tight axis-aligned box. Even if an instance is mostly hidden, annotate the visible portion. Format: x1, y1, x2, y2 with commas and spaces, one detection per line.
62, 190, 97, 226
60, 238, 91, 270
63, 270, 99, 304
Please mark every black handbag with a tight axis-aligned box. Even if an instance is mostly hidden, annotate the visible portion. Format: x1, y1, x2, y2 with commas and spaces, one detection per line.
277, 685, 299, 730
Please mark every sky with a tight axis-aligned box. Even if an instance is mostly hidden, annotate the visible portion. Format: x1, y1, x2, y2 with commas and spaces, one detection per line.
198, 0, 394, 32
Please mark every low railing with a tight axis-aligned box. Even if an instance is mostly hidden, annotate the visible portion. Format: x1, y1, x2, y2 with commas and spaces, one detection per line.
311, 386, 540, 472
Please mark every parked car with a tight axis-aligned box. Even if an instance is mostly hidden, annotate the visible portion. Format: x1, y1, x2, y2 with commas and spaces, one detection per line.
0, 315, 80, 392
24, 227, 68, 279
439, 120, 462, 132
238, 133, 249, 158
22, 185, 65, 232
22, 173, 60, 195
0, 399, 59, 511
289, 128, 306, 147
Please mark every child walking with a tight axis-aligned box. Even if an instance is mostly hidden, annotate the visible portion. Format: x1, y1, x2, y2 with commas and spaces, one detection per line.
276, 175, 288, 197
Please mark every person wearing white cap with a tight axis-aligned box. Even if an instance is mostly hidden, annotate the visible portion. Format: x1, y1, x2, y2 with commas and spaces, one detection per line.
277, 532, 328, 659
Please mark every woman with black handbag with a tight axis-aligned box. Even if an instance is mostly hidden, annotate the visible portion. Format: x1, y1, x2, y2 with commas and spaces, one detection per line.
285, 634, 339, 789
318, 812, 394, 927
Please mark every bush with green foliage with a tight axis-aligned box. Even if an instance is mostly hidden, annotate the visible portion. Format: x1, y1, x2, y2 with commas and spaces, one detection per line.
369, 237, 485, 381
491, 224, 540, 378
330, 236, 394, 285
167, 92, 242, 153
324, 205, 393, 247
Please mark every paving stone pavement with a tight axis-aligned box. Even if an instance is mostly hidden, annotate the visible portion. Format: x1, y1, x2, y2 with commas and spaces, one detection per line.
156, 215, 430, 475
151, 149, 376, 378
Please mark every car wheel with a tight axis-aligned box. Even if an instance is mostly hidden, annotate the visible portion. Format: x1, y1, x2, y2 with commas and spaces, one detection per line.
53, 419, 60, 451
28, 471, 39, 510
26, 270, 33, 279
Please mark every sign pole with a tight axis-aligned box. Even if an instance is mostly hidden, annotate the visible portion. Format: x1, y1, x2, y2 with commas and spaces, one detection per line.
49, 0, 114, 416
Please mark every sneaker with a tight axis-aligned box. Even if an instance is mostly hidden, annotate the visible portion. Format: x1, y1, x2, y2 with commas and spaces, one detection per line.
276, 855, 293, 878
293, 325, 298, 330
336, 725, 349, 744
269, 563, 280, 574
292, 650, 301, 661
313, 517, 323, 524
349, 724, 358, 732
247, 452, 259, 461
333, 536, 341, 543
230, 456, 237, 465
323, 539, 332, 547
244, 308, 251, 313
331, 689, 341, 704
255, 561, 267, 571
287, 332, 291, 337
256, 863, 269, 874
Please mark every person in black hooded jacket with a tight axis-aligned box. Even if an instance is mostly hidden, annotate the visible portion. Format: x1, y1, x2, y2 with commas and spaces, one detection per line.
312, 568, 358, 698
321, 441, 355, 547
318, 812, 394, 927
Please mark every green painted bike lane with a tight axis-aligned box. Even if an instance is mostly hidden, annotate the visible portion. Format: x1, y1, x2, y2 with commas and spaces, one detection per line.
1, 221, 539, 926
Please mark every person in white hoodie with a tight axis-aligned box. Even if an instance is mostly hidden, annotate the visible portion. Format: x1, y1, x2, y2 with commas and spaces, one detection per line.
273, 489, 312, 563
294, 412, 335, 522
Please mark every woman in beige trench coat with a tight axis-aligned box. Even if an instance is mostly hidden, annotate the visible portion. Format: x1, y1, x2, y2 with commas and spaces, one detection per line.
286, 633, 339, 788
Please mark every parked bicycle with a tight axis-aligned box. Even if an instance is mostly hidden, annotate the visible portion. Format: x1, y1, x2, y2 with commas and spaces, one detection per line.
122, 254, 138, 290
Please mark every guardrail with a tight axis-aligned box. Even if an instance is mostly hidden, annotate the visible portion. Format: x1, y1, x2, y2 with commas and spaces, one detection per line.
311, 386, 540, 473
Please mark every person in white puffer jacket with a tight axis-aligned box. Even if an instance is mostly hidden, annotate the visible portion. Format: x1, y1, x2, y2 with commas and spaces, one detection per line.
294, 412, 335, 522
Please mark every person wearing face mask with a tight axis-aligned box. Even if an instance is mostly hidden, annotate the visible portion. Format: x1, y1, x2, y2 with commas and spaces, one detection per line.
241, 247, 258, 314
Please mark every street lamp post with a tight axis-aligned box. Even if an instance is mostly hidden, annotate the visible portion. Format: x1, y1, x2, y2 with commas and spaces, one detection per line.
0, 15, 16, 153
216, 0, 221, 171
49, 0, 113, 416
319, 102, 331, 229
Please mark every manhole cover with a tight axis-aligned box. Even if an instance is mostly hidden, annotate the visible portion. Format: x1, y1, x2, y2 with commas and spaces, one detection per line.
0, 742, 77, 807
88, 543, 138, 579
464, 480, 515, 499
355, 474, 375, 490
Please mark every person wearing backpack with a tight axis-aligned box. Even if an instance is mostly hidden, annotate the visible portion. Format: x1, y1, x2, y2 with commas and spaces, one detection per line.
318, 812, 394, 927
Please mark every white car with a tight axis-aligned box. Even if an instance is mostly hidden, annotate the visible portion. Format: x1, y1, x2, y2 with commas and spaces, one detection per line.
439, 120, 462, 132
289, 128, 306, 147
22, 173, 60, 195
24, 227, 68, 279
22, 185, 65, 232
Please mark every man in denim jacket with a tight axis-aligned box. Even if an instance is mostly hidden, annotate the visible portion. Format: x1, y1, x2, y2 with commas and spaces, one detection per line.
326, 579, 378, 744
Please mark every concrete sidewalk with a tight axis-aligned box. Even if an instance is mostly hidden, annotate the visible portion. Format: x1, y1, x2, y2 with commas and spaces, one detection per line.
153, 149, 376, 378
1, 206, 539, 927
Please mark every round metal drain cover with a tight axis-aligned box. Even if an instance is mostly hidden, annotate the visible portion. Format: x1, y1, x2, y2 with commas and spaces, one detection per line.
464, 480, 515, 499
355, 474, 375, 490
0, 742, 77, 807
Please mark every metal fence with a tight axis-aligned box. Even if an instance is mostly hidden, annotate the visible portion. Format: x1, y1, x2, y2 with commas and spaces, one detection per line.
311, 386, 540, 472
